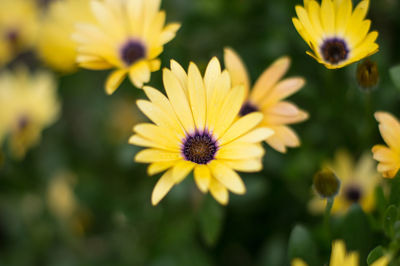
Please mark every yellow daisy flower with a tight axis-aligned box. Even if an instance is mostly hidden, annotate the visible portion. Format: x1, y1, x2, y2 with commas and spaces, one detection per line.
292, 240, 389, 266
0, 68, 60, 159
372, 112, 400, 178
292, 0, 379, 69
37, 0, 95, 73
0, 0, 39, 66
224, 48, 308, 153
73, 0, 181, 95
129, 58, 274, 205
309, 150, 380, 215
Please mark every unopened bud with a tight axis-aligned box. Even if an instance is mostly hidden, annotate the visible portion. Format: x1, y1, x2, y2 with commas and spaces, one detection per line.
356, 59, 379, 92
313, 169, 340, 198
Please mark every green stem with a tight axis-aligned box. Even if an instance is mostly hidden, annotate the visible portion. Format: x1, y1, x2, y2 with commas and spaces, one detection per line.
324, 197, 334, 239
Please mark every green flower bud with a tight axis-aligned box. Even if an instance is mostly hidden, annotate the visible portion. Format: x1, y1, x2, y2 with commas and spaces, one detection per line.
313, 169, 341, 198
356, 59, 379, 92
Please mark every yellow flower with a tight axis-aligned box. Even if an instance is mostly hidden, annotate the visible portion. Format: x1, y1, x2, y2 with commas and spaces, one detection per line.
0, 0, 39, 66
292, 0, 379, 69
37, 0, 94, 73
372, 112, 400, 178
129, 58, 274, 205
309, 150, 380, 215
0, 68, 60, 159
224, 48, 308, 153
292, 240, 389, 266
73, 0, 181, 94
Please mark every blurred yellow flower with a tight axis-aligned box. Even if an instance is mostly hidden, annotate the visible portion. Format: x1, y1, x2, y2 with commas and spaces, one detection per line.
73, 0, 181, 94
309, 150, 380, 215
224, 48, 308, 153
0, 0, 39, 66
0, 68, 60, 159
372, 112, 400, 178
47, 172, 77, 219
37, 0, 94, 73
292, 0, 378, 69
129, 58, 273, 205
293, 240, 389, 266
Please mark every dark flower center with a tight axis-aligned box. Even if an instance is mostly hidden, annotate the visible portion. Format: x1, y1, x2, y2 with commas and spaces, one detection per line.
5, 30, 19, 45
182, 132, 218, 164
239, 101, 258, 116
17, 115, 29, 131
344, 185, 362, 203
320, 38, 349, 65
120, 40, 146, 66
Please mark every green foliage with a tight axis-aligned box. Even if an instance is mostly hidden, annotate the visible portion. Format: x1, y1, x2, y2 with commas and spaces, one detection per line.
288, 225, 318, 266
367, 246, 384, 265
197, 195, 224, 247
389, 65, 400, 90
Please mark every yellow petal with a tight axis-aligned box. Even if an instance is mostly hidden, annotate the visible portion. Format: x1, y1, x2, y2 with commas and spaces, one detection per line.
266, 126, 300, 153
188, 62, 206, 129
204, 56, 222, 96
133, 123, 180, 151
260, 77, 305, 107
209, 161, 246, 194
375, 111, 400, 152
170, 60, 188, 91
307, 1, 324, 38
105, 69, 127, 95
163, 68, 195, 133
217, 143, 264, 160
194, 165, 211, 193
291, 258, 308, 266
135, 149, 181, 163
223, 47, 250, 97
372, 145, 399, 164
172, 160, 194, 184
160, 23, 181, 45
129, 61, 151, 88
148, 161, 178, 176
320, 0, 335, 35
335, 0, 352, 35
295, 6, 320, 43
235, 127, 275, 143
212, 85, 246, 139
209, 178, 229, 205
218, 112, 264, 145
250, 57, 291, 104
330, 240, 346, 266
151, 169, 174, 205
222, 159, 263, 172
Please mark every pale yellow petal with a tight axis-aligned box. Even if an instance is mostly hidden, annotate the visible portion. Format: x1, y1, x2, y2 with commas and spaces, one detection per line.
160, 23, 181, 45
105, 69, 127, 95
260, 77, 305, 107
129, 61, 151, 88
235, 127, 274, 143
188, 62, 206, 129
148, 161, 178, 176
151, 169, 174, 205
133, 123, 180, 151
163, 68, 195, 133
372, 145, 399, 164
209, 178, 229, 205
223, 47, 250, 97
222, 159, 263, 172
375, 112, 400, 152
206, 71, 231, 129
135, 149, 181, 163
204, 56, 222, 96
250, 57, 291, 104
208, 161, 246, 194
295, 6, 320, 43
218, 112, 264, 145
172, 160, 195, 184
265, 126, 300, 153
320, 0, 335, 35
216, 143, 264, 160
170, 60, 188, 92
335, 0, 352, 35
194, 165, 211, 193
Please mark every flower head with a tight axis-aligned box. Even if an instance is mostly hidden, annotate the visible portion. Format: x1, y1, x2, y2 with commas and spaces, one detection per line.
292, 240, 389, 266
224, 48, 308, 153
37, 0, 94, 73
0, 68, 60, 159
129, 58, 274, 205
309, 150, 380, 215
372, 112, 400, 178
0, 0, 39, 66
73, 0, 180, 94
292, 0, 379, 69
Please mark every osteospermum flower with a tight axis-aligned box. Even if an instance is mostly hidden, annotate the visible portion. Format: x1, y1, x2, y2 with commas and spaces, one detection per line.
129, 58, 274, 205
73, 0, 180, 94
224, 48, 308, 153
0, 0, 39, 66
37, 0, 94, 73
0, 68, 60, 159
308, 150, 380, 215
292, 0, 379, 69
372, 112, 400, 178
292, 240, 389, 266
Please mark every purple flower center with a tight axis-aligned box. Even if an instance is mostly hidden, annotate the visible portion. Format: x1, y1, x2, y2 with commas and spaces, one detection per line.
320, 38, 349, 65
182, 131, 218, 164
120, 40, 146, 66
239, 101, 258, 116
344, 185, 362, 203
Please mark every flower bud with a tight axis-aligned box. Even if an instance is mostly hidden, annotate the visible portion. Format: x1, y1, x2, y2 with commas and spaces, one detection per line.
313, 169, 340, 198
356, 59, 379, 92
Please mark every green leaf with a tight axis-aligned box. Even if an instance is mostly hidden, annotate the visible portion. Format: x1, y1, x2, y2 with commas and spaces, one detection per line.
367, 246, 384, 265
389, 176, 400, 205
390, 65, 400, 89
288, 225, 318, 266
384, 205, 398, 238
197, 195, 224, 247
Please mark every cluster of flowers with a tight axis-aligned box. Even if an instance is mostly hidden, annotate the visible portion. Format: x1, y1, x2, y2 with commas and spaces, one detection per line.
0, 0, 397, 264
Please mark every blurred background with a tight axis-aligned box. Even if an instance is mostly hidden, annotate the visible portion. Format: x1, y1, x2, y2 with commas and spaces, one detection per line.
1, 0, 400, 265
